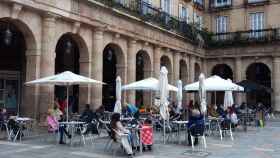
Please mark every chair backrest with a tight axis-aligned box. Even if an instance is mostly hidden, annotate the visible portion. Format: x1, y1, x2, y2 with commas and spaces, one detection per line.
190, 123, 205, 137
221, 119, 231, 130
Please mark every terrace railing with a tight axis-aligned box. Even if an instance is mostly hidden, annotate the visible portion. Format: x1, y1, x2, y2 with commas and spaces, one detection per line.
210, 28, 280, 47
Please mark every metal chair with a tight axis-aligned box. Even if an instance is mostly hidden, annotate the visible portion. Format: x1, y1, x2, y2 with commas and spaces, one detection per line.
189, 123, 207, 151
220, 119, 234, 141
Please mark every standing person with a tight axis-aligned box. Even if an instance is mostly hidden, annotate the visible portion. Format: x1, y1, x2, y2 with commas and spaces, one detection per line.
110, 113, 133, 158
187, 101, 204, 146
52, 104, 63, 121
47, 109, 71, 144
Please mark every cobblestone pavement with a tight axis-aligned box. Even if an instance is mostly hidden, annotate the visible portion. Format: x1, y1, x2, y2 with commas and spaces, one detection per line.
0, 120, 280, 158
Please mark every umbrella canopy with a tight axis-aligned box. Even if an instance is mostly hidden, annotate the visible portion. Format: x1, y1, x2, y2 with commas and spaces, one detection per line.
199, 73, 207, 113
25, 71, 104, 121
159, 67, 169, 121
114, 76, 122, 113
184, 75, 244, 92
25, 71, 104, 86
237, 80, 273, 93
224, 91, 234, 110
176, 80, 183, 112
122, 77, 178, 92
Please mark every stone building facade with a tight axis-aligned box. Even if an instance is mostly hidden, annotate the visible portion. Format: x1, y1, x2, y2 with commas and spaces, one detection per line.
0, 0, 279, 120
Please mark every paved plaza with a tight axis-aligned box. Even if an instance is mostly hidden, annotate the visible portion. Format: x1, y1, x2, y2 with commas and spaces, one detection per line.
0, 119, 280, 158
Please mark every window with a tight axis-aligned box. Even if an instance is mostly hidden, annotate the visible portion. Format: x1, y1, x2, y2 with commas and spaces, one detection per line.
142, 0, 152, 14
71, 0, 80, 13
216, 16, 228, 33
193, 0, 203, 5
216, 16, 228, 40
161, 0, 171, 14
250, 12, 264, 38
248, 0, 266, 3
179, 4, 188, 22
194, 13, 203, 30
214, 0, 231, 7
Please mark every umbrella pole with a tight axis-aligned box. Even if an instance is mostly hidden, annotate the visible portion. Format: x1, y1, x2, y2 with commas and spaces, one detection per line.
66, 85, 69, 122
215, 91, 217, 106
163, 119, 166, 144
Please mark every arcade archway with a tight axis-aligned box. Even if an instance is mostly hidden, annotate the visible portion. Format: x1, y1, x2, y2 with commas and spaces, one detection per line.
246, 63, 271, 107
102, 44, 125, 111
135, 50, 152, 108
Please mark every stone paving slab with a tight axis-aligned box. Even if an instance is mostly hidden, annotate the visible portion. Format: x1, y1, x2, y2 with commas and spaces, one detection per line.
0, 120, 280, 158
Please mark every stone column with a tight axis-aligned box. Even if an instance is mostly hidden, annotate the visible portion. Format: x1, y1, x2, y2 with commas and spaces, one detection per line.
126, 40, 137, 105
189, 55, 196, 101
273, 57, 280, 112
39, 13, 56, 121
91, 28, 104, 110
79, 57, 91, 111
153, 46, 161, 78
235, 57, 243, 105
23, 50, 40, 119
173, 52, 180, 83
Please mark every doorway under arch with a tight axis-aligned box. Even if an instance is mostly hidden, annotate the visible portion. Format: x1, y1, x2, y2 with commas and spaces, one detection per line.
0, 20, 27, 115
102, 44, 125, 111
211, 64, 234, 106
135, 50, 152, 108
246, 63, 271, 107
55, 33, 80, 113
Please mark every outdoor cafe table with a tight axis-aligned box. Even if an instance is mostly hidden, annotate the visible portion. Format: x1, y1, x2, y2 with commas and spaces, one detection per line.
58, 121, 85, 145
7, 117, 34, 142
172, 120, 188, 144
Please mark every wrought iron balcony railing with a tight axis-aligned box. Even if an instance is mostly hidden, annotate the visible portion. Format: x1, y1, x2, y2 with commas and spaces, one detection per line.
209, 0, 232, 11
193, 0, 205, 10
244, 0, 270, 7
93, 0, 200, 42
209, 28, 280, 47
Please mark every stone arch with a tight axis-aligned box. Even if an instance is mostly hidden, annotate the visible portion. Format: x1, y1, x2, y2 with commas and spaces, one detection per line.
0, 18, 39, 117
135, 50, 152, 107
211, 64, 233, 80
246, 62, 271, 106
160, 55, 173, 82
102, 43, 125, 111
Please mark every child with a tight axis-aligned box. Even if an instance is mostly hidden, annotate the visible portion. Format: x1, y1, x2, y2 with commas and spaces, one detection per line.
140, 119, 153, 151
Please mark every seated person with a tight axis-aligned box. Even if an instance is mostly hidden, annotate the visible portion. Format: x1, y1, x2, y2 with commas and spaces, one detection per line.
216, 104, 226, 117
50, 111, 72, 144
52, 104, 63, 121
225, 107, 238, 128
80, 104, 97, 123
110, 113, 133, 157
0, 108, 8, 131
80, 104, 99, 135
207, 104, 219, 118
187, 102, 204, 146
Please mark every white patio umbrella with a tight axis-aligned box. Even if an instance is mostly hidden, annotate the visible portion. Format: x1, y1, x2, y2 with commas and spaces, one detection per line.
224, 79, 234, 110
114, 76, 122, 113
184, 75, 244, 92
122, 77, 178, 92
159, 66, 169, 144
199, 73, 207, 113
25, 71, 104, 121
177, 80, 183, 113
224, 91, 234, 110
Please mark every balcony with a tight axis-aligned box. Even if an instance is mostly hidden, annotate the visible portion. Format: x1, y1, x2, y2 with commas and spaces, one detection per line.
93, 0, 199, 42
209, 0, 232, 12
209, 28, 280, 48
193, 0, 205, 11
244, 0, 270, 7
